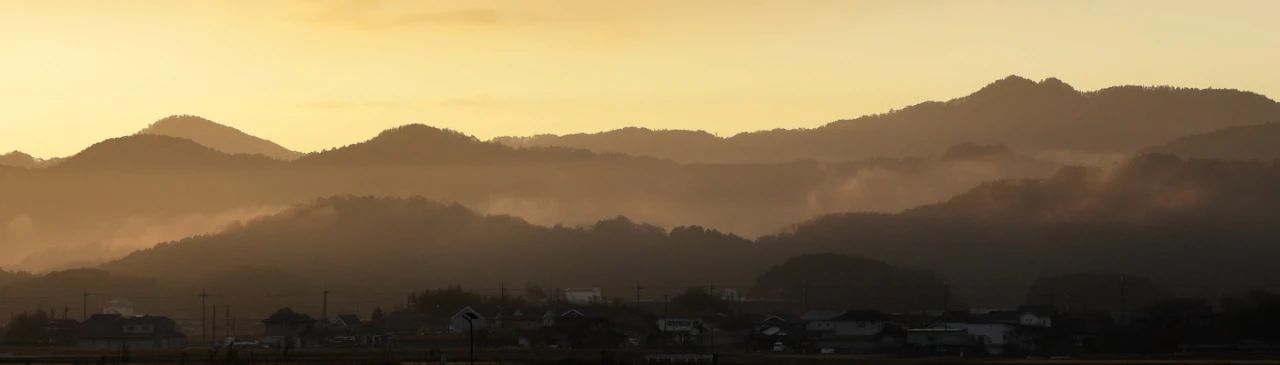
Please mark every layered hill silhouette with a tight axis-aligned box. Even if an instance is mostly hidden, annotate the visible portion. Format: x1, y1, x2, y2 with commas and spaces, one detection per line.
294, 124, 636, 166
85, 152, 1280, 312
1144, 123, 1280, 161
55, 134, 281, 170
139, 115, 302, 160
497, 76, 1280, 163
0, 122, 1058, 271
760, 154, 1280, 304
0, 151, 44, 168
83, 196, 955, 318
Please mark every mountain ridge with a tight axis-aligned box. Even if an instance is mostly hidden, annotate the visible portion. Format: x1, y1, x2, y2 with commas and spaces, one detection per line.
495, 76, 1280, 163
139, 115, 302, 160
1143, 122, 1280, 161
55, 134, 281, 170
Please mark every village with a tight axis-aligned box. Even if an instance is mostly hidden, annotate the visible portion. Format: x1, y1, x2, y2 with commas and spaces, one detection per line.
7, 284, 1258, 364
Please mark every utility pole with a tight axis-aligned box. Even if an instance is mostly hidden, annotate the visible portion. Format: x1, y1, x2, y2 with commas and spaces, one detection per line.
82, 290, 89, 321
1119, 275, 1128, 323
802, 283, 811, 310
498, 283, 506, 309
942, 283, 951, 312
1065, 290, 1073, 313
663, 294, 670, 316
211, 304, 218, 343
635, 284, 643, 308
199, 289, 209, 342
322, 289, 330, 321
225, 305, 232, 338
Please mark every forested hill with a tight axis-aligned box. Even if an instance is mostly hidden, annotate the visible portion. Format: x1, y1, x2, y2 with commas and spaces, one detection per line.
498, 76, 1280, 163
1144, 122, 1280, 161
90, 154, 1280, 310
761, 154, 1280, 304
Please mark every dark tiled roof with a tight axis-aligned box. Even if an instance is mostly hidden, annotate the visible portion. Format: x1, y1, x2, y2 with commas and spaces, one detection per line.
263, 308, 315, 324
832, 310, 888, 322
335, 314, 362, 327
80, 314, 125, 338
79, 314, 183, 339
800, 310, 846, 321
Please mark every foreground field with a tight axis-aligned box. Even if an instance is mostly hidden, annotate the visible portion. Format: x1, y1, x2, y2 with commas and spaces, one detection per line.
3, 347, 1280, 365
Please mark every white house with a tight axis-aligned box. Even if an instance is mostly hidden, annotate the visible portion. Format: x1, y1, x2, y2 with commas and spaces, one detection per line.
657, 318, 704, 334
941, 322, 1024, 354
449, 306, 487, 333
831, 311, 889, 337
1019, 311, 1052, 328
564, 288, 603, 305
800, 310, 846, 333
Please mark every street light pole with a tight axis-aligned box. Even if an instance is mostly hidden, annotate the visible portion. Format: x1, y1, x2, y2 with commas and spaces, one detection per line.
463, 312, 479, 365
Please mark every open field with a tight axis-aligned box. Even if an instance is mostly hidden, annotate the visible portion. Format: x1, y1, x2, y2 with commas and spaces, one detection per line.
3, 347, 1280, 365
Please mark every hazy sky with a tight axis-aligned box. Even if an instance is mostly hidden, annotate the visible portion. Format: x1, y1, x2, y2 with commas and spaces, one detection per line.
2, 0, 1278, 158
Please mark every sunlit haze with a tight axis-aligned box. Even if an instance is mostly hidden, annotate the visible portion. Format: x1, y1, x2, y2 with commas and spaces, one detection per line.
2, 0, 1278, 158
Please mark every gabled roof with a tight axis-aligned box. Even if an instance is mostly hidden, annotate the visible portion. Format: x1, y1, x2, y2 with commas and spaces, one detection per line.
982, 310, 1021, 323
1017, 305, 1056, 316
800, 310, 846, 321
263, 308, 315, 324
334, 314, 362, 327
80, 314, 125, 338
80, 314, 183, 339
452, 306, 486, 320
383, 311, 429, 333
832, 310, 888, 322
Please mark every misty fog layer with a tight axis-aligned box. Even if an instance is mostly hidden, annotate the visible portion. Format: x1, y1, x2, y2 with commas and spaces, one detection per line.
24, 153, 1269, 319
0, 126, 1055, 271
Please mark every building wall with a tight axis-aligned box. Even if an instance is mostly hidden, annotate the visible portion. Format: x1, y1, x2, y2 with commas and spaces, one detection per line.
79, 337, 186, 349
834, 321, 886, 337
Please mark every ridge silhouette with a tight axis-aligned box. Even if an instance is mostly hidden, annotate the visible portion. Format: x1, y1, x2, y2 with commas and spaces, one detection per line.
139, 115, 302, 160
497, 76, 1280, 163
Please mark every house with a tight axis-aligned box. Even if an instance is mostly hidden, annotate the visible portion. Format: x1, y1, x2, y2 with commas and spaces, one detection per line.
564, 288, 604, 305
541, 310, 558, 328
450, 306, 488, 333
906, 328, 973, 354
331, 314, 362, 330
537, 308, 651, 349
800, 309, 846, 333
78, 314, 186, 349
492, 307, 542, 331
320, 314, 366, 345
102, 299, 135, 317
262, 308, 316, 348
656, 317, 704, 345
657, 318, 704, 334
743, 313, 801, 351
1054, 312, 1116, 353
45, 319, 81, 346
809, 310, 902, 353
383, 311, 431, 336
939, 322, 1026, 355
1016, 306, 1055, 328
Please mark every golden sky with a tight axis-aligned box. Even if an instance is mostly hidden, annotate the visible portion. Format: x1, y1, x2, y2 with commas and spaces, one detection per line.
1, 0, 1278, 158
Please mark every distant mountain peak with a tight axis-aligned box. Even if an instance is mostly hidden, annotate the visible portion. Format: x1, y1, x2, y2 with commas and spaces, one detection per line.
0, 150, 43, 168
139, 115, 301, 160
1038, 77, 1075, 91
145, 114, 218, 128
298, 124, 518, 166
969, 75, 1077, 100
57, 134, 278, 170
371, 124, 480, 145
